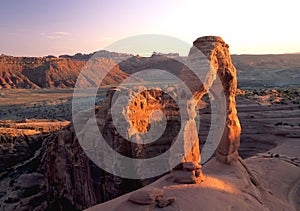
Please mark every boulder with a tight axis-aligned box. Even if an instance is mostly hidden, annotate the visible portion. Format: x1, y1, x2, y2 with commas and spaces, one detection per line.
157, 197, 176, 208
128, 188, 164, 205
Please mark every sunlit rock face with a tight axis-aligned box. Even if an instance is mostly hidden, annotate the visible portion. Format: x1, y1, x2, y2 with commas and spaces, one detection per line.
192, 36, 241, 163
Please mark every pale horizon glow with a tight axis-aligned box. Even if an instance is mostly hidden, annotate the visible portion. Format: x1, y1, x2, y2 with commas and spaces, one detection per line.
0, 0, 299, 57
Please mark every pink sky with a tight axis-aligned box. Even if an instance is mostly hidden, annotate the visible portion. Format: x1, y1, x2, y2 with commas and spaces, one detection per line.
0, 0, 299, 56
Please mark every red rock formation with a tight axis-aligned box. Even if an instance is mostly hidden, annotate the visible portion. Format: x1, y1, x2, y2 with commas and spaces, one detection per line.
192, 36, 241, 163
35, 88, 179, 209
0, 55, 128, 89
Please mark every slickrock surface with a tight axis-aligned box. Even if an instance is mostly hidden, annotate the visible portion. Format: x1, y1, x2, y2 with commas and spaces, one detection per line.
88, 151, 299, 211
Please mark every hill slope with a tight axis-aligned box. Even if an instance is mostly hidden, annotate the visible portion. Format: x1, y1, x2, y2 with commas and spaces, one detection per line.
1, 53, 300, 89
232, 54, 300, 88
0, 55, 128, 89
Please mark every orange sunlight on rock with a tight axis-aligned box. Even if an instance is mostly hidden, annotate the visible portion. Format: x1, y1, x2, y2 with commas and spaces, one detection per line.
165, 175, 238, 194
201, 176, 238, 194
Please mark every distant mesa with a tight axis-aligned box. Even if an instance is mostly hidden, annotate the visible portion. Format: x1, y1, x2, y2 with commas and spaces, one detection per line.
44, 55, 57, 59
151, 52, 180, 58
0, 53, 130, 89
58, 50, 132, 61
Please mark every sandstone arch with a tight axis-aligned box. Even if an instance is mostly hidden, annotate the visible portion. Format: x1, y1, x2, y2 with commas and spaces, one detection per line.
190, 36, 241, 164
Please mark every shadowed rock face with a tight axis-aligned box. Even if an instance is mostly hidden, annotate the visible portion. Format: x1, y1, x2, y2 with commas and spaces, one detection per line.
34, 89, 182, 210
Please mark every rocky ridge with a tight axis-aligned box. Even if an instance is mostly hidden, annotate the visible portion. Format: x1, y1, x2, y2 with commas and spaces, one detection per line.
0, 55, 128, 89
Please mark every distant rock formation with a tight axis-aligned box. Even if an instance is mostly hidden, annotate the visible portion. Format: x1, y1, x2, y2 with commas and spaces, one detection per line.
231, 54, 300, 88
0, 55, 128, 89
59, 50, 132, 61
2, 51, 300, 89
